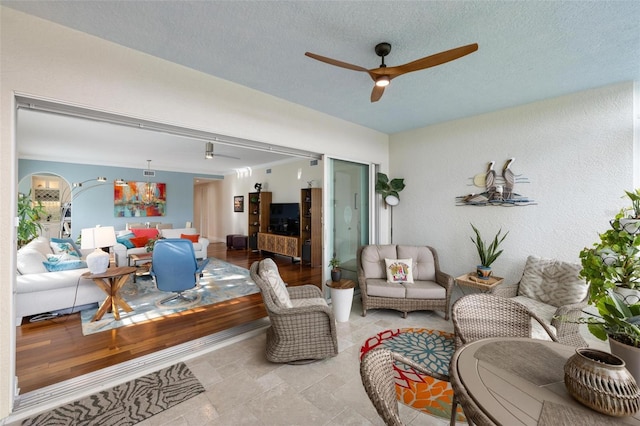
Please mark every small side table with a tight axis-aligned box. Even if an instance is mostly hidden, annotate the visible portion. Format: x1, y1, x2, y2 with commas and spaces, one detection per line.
326, 279, 356, 323
129, 252, 153, 283
456, 273, 504, 295
82, 266, 136, 321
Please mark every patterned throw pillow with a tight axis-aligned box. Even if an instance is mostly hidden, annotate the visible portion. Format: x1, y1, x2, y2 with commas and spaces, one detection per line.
259, 258, 293, 308
385, 258, 414, 283
43, 259, 88, 272
518, 256, 588, 307
50, 237, 81, 258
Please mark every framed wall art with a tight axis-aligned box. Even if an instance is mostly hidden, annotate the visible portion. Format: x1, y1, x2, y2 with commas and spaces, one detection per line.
234, 195, 244, 212
114, 181, 167, 217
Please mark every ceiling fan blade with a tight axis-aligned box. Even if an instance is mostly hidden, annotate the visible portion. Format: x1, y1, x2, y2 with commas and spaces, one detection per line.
373, 43, 479, 78
305, 52, 369, 72
370, 85, 385, 103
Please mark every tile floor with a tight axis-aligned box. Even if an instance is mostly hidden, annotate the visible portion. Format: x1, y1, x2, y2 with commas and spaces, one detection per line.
135, 297, 454, 426
8, 290, 604, 426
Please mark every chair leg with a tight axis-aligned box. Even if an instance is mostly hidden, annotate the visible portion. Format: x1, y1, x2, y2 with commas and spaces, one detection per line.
450, 397, 457, 426
159, 291, 197, 305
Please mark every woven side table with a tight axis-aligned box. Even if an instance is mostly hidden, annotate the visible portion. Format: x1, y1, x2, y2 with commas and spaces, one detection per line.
456, 273, 503, 295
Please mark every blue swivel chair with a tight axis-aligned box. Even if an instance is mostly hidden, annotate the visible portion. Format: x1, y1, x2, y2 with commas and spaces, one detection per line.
150, 238, 209, 304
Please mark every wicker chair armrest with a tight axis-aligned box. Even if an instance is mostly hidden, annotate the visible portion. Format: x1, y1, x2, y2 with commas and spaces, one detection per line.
551, 302, 589, 347
391, 351, 450, 382
269, 300, 334, 318
490, 283, 519, 297
529, 310, 560, 342
287, 284, 322, 299
435, 270, 454, 290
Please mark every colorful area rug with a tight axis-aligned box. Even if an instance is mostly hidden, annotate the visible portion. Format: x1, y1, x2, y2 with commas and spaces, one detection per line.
360, 328, 465, 422
21, 362, 204, 426
81, 257, 258, 335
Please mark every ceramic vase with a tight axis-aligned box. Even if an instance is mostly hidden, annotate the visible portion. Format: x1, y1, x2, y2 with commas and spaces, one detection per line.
564, 347, 640, 417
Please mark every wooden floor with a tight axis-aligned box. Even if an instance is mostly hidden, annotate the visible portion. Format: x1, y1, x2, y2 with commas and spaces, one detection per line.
15, 242, 322, 394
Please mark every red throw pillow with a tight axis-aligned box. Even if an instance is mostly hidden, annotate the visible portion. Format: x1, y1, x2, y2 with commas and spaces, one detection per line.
131, 228, 159, 239
130, 236, 150, 248
180, 233, 200, 243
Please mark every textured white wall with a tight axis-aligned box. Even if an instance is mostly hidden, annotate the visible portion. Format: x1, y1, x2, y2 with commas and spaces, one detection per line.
0, 8, 387, 417
390, 82, 635, 284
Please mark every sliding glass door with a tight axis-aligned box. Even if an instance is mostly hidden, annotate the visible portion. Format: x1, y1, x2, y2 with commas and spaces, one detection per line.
328, 159, 371, 282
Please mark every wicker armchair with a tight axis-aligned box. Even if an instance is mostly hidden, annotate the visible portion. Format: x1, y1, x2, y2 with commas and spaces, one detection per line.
451, 293, 559, 349
360, 348, 455, 426
490, 255, 588, 347
250, 259, 338, 363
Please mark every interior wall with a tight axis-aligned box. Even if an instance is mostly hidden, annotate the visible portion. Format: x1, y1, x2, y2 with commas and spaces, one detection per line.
18, 160, 216, 238
0, 7, 388, 417
201, 158, 324, 244
389, 82, 635, 285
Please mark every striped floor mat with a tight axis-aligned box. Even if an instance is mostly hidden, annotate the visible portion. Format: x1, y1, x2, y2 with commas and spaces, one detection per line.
20, 362, 204, 425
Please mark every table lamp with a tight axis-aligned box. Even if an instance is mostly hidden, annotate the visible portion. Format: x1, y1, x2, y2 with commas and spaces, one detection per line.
81, 226, 116, 274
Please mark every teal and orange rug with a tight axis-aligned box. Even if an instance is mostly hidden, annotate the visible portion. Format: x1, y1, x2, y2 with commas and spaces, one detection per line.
80, 257, 258, 335
360, 328, 465, 422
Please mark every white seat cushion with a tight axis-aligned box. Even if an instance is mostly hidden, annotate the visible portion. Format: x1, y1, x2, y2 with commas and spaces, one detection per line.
366, 278, 406, 298
511, 295, 558, 341
404, 281, 446, 299
291, 298, 328, 308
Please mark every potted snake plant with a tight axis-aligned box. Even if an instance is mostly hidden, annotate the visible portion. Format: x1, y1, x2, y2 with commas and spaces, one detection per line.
470, 224, 508, 280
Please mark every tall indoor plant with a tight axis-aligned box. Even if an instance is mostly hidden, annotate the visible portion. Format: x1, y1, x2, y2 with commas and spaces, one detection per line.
579, 190, 640, 381
470, 224, 508, 279
17, 191, 46, 248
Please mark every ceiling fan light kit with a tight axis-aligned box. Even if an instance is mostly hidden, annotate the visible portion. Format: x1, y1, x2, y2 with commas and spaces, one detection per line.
305, 41, 478, 102
205, 141, 214, 159
375, 76, 390, 87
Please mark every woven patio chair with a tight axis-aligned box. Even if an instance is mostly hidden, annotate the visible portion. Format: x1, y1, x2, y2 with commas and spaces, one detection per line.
490, 255, 588, 347
360, 348, 458, 426
451, 293, 559, 349
250, 259, 338, 363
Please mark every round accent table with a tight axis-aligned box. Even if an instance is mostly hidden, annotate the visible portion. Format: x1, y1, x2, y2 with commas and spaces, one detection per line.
82, 266, 136, 321
326, 279, 356, 323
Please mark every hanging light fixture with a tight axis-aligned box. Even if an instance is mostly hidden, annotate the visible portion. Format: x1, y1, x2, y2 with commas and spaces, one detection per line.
205, 142, 214, 159
141, 160, 155, 204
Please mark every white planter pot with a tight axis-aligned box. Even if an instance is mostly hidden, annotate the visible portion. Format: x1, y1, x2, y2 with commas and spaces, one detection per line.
620, 218, 640, 234
609, 337, 640, 385
330, 287, 354, 323
615, 286, 640, 305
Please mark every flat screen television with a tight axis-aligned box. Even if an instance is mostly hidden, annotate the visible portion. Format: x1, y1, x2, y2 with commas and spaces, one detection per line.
269, 203, 300, 236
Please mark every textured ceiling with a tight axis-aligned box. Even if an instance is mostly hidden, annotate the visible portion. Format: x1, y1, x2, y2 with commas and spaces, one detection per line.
4, 1, 640, 175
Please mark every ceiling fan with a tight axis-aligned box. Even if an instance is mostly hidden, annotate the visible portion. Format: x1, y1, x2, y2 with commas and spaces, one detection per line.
305, 42, 478, 102
204, 142, 240, 160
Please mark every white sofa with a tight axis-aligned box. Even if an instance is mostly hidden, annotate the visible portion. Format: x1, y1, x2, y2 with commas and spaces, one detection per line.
15, 237, 105, 323
114, 227, 209, 266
